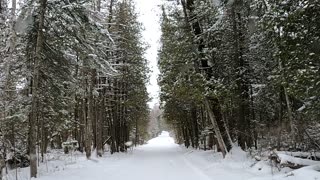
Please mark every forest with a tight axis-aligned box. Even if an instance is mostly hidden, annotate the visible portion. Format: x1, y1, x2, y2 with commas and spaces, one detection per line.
159, 0, 320, 157
0, 0, 150, 178
0, 0, 319, 179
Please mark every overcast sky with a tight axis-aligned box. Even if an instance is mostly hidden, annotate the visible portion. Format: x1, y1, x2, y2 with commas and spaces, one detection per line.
134, 0, 162, 108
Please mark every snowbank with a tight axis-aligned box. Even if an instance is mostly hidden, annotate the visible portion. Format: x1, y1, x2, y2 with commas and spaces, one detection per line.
3, 133, 319, 180
181, 147, 320, 180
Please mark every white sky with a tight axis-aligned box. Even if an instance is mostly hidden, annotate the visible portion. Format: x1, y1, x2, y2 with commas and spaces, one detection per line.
134, 0, 162, 108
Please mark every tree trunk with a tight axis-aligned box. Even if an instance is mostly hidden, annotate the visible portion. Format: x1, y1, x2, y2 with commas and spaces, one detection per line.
11, 0, 16, 16
135, 118, 138, 146
92, 99, 97, 150
0, 0, 2, 14
97, 0, 101, 12
204, 98, 228, 157
191, 105, 199, 148
96, 98, 103, 157
29, 0, 47, 177
84, 96, 91, 158
108, 0, 114, 29
40, 116, 45, 163
278, 56, 295, 146
277, 88, 284, 149
283, 86, 295, 144
85, 75, 92, 158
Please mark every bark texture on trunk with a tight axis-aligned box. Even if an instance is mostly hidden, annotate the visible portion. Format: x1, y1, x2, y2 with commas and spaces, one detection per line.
30, 0, 47, 177
204, 98, 228, 158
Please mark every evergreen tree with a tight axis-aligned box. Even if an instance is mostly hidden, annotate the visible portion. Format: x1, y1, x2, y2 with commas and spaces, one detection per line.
159, 0, 320, 155
0, 0, 150, 177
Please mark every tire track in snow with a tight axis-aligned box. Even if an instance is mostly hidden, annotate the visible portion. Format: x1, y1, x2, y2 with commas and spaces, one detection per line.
180, 152, 213, 180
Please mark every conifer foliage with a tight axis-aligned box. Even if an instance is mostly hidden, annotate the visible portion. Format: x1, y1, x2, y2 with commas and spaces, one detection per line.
0, 0, 149, 178
159, 0, 320, 155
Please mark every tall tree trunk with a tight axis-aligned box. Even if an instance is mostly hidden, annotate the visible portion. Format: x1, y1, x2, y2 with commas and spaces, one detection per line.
283, 87, 295, 144
108, 0, 114, 29
278, 55, 295, 146
92, 99, 97, 150
84, 69, 94, 159
191, 105, 199, 148
40, 115, 45, 163
204, 98, 228, 157
277, 88, 284, 149
107, 80, 116, 154
96, 96, 103, 157
30, 0, 47, 177
78, 99, 85, 152
74, 54, 83, 152
84, 96, 91, 158
135, 118, 138, 146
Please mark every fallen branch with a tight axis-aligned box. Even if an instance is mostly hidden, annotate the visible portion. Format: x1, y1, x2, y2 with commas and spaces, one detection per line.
271, 152, 319, 170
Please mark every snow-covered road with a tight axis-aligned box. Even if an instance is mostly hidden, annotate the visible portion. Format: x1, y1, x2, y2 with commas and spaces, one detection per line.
37, 132, 212, 180
106, 133, 212, 180
34, 131, 320, 180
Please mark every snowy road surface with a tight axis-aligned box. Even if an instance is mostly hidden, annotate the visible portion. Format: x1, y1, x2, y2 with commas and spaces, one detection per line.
35, 131, 320, 180
37, 132, 213, 180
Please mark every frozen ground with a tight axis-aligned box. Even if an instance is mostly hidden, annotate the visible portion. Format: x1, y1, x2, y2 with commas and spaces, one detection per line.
4, 131, 320, 180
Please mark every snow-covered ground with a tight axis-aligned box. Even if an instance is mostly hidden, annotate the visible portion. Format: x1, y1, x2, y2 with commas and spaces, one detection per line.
4, 131, 320, 180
